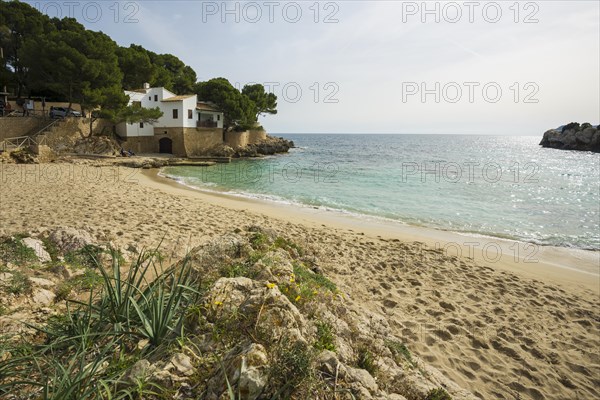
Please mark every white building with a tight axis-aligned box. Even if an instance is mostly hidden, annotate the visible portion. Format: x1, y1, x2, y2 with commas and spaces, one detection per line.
116, 86, 223, 138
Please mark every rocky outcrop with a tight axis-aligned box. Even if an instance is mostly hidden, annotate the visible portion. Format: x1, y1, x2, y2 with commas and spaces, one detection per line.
540, 122, 599, 152
73, 135, 121, 156
0, 227, 476, 400
234, 135, 294, 158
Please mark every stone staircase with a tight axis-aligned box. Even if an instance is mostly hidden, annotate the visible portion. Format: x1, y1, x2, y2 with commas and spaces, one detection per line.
0, 118, 65, 152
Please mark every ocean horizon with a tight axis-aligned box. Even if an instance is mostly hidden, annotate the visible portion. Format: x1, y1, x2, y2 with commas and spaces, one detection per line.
161, 134, 600, 251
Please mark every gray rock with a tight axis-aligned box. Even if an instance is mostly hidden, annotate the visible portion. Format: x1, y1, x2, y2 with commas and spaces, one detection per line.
168, 353, 195, 377
48, 227, 94, 253
238, 343, 269, 400
22, 237, 51, 263
29, 277, 55, 288
125, 360, 156, 384
0, 272, 13, 283
205, 342, 269, 400
32, 288, 55, 305
346, 366, 379, 394
316, 350, 345, 378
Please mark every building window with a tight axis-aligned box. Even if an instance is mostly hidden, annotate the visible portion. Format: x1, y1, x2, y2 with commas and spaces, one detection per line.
188, 109, 193, 119
173, 109, 178, 119
148, 96, 151, 101
139, 122, 144, 128
154, 95, 158, 101
217, 115, 220, 121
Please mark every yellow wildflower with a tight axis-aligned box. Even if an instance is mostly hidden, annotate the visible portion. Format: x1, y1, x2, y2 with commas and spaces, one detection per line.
295, 295, 301, 302
213, 301, 223, 306
266, 282, 276, 289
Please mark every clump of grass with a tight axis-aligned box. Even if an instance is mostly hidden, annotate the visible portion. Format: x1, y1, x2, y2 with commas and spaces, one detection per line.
386, 339, 416, 368
53, 269, 103, 302
219, 263, 251, 279
279, 261, 337, 306
356, 346, 378, 376
0, 236, 38, 266
40, 238, 60, 263
273, 236, 304, 256
426, 387, 453, 400
314, 320, 336, 352
64, 244, 106, 269
249, 232, 269, 249
4, 271, 33, 295
268, 340, 314, 398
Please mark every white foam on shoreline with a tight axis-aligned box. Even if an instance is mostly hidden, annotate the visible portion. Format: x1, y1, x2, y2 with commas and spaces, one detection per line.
158, 168, 600, 253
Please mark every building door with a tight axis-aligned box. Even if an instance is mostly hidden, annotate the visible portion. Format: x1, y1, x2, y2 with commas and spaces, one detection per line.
159, 137, 173, 154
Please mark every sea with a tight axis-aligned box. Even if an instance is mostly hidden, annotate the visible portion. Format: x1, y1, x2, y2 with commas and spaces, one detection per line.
160, 134, 600, 251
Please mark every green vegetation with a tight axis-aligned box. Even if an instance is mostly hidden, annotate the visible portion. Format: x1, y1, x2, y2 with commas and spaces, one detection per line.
242, 83, 278, 120
386, 339, 416, 368
268, 340, 314, 398
0, 2, 276, 132
0, 248, 196, 398
64, 244, 105, 269
426, 387, 453, 400
356, 346, 378, 376
0, 236, 38, 266
314, 320, 336, 352
4, 270, 32, 295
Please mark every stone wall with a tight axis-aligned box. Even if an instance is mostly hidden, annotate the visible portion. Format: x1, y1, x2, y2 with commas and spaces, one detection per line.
224, 130, 249, 148
248, 129, 267, 144
183, 128, 223, 156
0, 117, 48, 140
121, 128, 186, 156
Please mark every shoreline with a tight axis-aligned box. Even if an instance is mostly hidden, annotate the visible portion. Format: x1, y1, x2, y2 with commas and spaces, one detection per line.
142, 167, 600, 294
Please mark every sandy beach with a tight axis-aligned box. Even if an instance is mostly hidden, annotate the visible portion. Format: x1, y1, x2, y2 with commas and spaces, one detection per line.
1, 161, 598, 399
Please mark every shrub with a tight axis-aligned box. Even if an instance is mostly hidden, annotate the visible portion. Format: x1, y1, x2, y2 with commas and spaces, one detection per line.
356, 346, 378, 375
0, 236, 38, 266
314, 320, 336, 352
5, 271, 33, 295
426, 387, 453, 400
64, 244, 106, 269
386, 340, 416, 368
268, 340, 314, 397
273, 236, 304, 256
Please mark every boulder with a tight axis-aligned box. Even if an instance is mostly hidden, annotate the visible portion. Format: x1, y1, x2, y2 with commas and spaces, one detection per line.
29, 277, 55, 288
346, 366, 379, 394
205, 342, 269, 400
22, 237, 51, 263
32, 288, 55, 305
47, 227, 95, 253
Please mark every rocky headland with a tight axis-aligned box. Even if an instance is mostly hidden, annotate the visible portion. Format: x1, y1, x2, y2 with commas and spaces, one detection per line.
539, 122, 599, 152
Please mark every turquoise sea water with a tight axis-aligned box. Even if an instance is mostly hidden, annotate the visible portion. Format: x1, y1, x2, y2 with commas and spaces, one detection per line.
161, 135, 600, 250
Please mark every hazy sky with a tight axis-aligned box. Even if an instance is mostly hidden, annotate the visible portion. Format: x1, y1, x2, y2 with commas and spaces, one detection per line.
27, 1, 600, 134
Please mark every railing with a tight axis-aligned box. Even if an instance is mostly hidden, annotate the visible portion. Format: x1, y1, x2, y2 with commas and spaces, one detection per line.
0, 119, 57, 152
0, 110, 18, 118
0, 135, 46, 152
197, 120, 218, 128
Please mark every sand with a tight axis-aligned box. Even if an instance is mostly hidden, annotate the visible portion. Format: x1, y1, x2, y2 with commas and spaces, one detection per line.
1, 161, 598, 399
